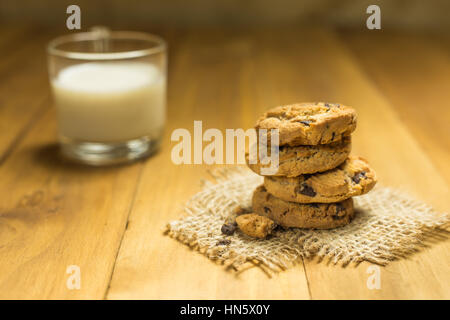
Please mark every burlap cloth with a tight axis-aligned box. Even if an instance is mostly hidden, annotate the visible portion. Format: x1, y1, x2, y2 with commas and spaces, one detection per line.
165, 167, 449, 273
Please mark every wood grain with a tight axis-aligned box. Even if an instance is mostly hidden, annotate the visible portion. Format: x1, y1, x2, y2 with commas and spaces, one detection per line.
106, 29, 311, 299
0, 28, 54, 163
339, 30, 450, 186
0, 108, 143, 299
284, 29, 450, 300
106, 28, 450, 299
0, 26, 448, 299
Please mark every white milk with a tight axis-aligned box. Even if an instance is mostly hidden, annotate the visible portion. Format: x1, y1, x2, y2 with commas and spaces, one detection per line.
51, 62, 166, 143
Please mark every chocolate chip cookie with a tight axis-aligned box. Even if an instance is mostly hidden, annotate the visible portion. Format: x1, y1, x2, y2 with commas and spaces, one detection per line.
236, 213, 276, 239
246, 136, 351, 177
255, 102, 357, 146
252, 185, 354, 229
264, 156, 377, 203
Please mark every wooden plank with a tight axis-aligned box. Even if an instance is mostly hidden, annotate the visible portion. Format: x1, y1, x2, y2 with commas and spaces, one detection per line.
106, 29, 311, 299
108, 27, 449, 299
230, 27, 450, 299
0, 29, 55, 163
1, 26, 448, 299
339, 31, 450, 186
0, 25, 34, 50
281, 28, 449, 300
0, 107, 144, 299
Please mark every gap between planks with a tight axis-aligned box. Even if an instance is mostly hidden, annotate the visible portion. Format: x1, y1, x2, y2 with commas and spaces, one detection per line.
102, 163, 146, 299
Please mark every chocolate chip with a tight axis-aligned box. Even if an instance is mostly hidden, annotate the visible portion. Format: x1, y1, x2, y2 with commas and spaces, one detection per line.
296, 183, 316, 197
282, 210, 288, 216
221, 223, 237, 235
331, 132, 335, 141
273, 224, 285, 232
299, 120, 311, 126
332, 204, 346, 220
216, 239, 231, 246
352, 171, 367, 184
335, 203, 345, 213
263, 206, 272, 214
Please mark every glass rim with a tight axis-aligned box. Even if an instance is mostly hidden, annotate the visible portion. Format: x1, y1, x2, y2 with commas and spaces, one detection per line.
47, 30, 167, 60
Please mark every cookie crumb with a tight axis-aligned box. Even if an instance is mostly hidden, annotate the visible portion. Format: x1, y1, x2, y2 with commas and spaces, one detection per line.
236, 213, 276, 239
221, 223, 237, 235
216, 239, 231, 246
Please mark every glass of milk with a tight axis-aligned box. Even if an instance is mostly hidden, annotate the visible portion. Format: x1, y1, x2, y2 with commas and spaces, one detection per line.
47, 28, 167, 165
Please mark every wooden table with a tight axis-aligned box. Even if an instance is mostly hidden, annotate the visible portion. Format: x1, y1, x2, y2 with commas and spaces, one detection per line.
0, 25, 449, 300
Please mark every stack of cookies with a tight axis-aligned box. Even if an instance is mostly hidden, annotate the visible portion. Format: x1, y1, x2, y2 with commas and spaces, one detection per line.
242, 102, 377, 235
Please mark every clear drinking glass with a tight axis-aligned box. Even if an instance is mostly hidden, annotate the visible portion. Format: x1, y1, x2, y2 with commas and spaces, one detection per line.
47, 28, 167, 165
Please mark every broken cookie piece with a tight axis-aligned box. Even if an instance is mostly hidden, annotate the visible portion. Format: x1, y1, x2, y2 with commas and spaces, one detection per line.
236, 213, 276, 239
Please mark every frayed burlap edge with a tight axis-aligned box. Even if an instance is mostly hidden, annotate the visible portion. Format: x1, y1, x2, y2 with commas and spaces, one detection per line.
165, 167, 449, 274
